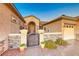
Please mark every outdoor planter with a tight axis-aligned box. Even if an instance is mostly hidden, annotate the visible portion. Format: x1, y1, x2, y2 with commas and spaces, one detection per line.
19, 43, 26, 52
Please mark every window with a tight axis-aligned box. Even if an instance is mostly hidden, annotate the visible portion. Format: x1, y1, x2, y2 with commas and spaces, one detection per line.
11, 16, 17, 24
66, 25, 68, 28
71, 25, 73, 28
64, 23, 74, 28
20, 26, 24, 30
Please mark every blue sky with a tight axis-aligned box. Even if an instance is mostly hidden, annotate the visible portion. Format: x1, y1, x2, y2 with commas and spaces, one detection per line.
14, 3, 79, 21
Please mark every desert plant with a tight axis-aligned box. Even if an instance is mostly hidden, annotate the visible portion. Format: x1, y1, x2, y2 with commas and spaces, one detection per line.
55, 38, 68, 46
43, 40, 57, 49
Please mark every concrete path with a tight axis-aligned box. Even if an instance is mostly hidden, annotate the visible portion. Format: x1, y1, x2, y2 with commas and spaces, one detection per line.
2, 40, 79, 56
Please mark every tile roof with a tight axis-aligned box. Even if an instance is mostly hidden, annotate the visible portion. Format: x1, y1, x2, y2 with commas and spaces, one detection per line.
42, 15, 78, 26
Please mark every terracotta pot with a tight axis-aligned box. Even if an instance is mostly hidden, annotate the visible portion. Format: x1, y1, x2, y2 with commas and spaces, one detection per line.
19, 47, 25, 52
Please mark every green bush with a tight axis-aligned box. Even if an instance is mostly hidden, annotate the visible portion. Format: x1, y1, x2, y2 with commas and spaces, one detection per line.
43, 40, 57, 49
55, 38, 68, 46
20, 43, 26, 47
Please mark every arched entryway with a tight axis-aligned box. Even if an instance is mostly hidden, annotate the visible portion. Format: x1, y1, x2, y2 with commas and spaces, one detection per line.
27, 22, 39, 47
28, 22, 36, 34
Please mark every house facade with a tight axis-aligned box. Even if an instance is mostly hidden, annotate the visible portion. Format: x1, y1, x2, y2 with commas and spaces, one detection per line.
0, 3, 25, 54
24, 15, 40, 33
23, 15, 79, 47
42, 15, 77, 40
1, 3, 79, 55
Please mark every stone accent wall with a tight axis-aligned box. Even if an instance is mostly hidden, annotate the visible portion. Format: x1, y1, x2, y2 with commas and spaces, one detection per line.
0, 39, 8, 55
44, 32, 62, 41
8, 34, 21, 49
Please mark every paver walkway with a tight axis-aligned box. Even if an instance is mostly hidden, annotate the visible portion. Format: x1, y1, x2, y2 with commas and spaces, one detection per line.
2, 40, 79, 56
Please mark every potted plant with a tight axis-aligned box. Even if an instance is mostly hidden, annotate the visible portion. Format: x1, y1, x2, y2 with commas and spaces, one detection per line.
19, 43, 26, 52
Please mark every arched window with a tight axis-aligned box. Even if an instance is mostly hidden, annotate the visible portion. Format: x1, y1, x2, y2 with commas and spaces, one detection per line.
11, 16, 17, 24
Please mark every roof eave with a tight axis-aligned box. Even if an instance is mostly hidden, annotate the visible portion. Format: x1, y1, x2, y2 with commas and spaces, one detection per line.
5, 3, 25, 23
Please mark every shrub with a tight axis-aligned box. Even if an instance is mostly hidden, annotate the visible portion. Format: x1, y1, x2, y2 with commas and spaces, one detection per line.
20, 43, 26, 47
43, 40, 57, 49
55, 38, 68, 46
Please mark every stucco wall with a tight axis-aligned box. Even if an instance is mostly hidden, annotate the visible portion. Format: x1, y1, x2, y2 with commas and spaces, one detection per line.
76, 20, 79, 34
0, 4, 24, 41
24, 16, 40, 32
43, 18, 76, 40
0, 4, 24, 53
76, 20, 79, 40
43, 20, 62, 33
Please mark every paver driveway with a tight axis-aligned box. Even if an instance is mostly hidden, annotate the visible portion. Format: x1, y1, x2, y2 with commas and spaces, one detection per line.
2, 40, 79, 56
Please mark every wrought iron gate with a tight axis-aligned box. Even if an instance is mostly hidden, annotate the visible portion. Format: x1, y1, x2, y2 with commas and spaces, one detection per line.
27, 33, 39, 47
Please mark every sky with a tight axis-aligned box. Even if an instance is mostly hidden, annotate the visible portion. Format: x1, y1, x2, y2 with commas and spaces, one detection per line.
14, 3, 79, 21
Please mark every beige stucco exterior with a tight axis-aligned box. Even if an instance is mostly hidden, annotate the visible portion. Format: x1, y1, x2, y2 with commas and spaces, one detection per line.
0, 4, 24, 41
24, 16, 40, 33
1, 3, 79, 53
23, 15, 79, 40
42, 16, 77, 40
42, 20, 62, 33
76, 20, 79, 40
0, 3, 24, 54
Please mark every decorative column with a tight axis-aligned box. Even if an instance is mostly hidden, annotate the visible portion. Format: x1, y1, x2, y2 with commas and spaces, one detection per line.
20, 29, 28, 48
38, 30, 44, 48
36, 25, 39, 33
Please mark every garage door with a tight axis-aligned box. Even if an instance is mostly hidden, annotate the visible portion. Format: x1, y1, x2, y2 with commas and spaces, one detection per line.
63, 24, 75, 40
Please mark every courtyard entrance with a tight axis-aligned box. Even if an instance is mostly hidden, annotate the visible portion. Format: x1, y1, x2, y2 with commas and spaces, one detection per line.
27, 22, 39, 47
27, 33, 39, 47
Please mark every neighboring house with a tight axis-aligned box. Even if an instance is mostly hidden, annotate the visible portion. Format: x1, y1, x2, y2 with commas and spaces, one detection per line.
42, 15, 78, 40
0, 3, 25, 55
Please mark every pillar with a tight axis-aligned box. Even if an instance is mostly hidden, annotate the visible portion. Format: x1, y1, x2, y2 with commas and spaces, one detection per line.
38, 30, 44, 48
20, 29, 28, 48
